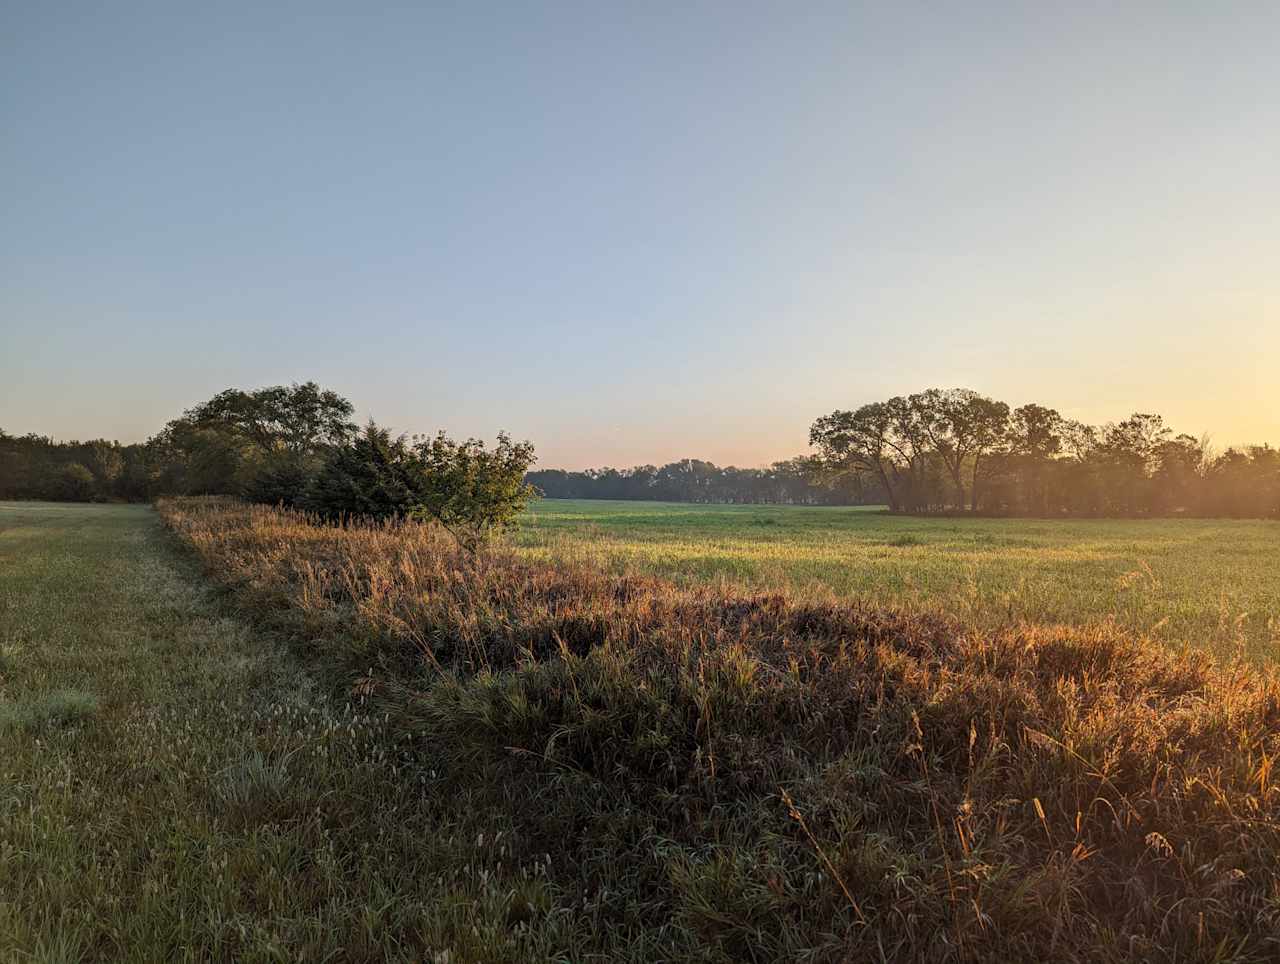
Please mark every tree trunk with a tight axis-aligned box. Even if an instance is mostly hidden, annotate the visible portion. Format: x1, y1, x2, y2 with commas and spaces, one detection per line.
876, 461, 899, 512
971, 453, 982, 512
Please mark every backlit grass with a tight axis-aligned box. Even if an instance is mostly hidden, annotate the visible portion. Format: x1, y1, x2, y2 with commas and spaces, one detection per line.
515, 499, 1280, 659
157, 497, 1280, 961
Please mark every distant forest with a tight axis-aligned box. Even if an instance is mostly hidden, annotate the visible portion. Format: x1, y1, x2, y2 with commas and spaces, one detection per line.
527, 460, 873, 506
2, 384, 1278, 518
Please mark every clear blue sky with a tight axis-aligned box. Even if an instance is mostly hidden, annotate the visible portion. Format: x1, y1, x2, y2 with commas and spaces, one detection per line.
3, 2, 1277, 469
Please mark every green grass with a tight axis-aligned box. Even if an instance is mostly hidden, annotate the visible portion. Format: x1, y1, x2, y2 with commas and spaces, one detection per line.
0, 502, 593, 961
515, 499, 1280, 659
0, 688, 99, 732
6, 498, 1280, 961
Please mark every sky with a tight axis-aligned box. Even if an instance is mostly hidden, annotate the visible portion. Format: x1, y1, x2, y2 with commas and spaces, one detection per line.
2, 2, 1277, 470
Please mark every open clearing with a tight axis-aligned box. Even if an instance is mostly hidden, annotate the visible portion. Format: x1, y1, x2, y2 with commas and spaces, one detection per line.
516, 499, 1280, 660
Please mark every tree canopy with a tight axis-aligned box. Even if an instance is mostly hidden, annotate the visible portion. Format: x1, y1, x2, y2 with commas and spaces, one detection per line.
175, 382, 356, 454
811, 390, 1279, 517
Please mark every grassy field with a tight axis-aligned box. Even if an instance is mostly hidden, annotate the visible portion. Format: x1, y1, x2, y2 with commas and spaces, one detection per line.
0, 502, 584, 961
6, 499, 1280, 961
515, 499, 1280, 660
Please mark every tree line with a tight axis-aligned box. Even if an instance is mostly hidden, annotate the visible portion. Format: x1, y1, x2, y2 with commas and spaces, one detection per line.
810, 388, 1279, 518
1, 382, 537, 546
0, 432, 152, 503
527, 458, 881, 505
1, 383, 355, 504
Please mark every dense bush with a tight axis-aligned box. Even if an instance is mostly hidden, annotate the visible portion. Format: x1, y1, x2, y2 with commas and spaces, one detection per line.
240, 452, 318, 508
414, 431, 537, 551
160, 496, 1280, 962
300, 425, 538, 545
304, 424, 427, 521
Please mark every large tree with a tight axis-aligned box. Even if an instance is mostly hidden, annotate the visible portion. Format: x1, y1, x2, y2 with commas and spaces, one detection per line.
153, 381, 356, 497
178, 381, 356, 455
1096, 413, 1171, 514
812, 392, 1008, 514
913, 389, 1010, 511
810, 402, 904, 512
1005, 403, 1064, 514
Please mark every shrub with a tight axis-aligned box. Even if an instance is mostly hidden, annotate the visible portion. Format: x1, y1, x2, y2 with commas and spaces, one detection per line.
303, 424, 538, 546
304, 424, 428, 522
242, 452, 317, 508
413, 431, 538, 551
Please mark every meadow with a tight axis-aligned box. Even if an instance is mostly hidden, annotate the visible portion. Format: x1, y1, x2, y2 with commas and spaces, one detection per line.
516, 499, 1280, 660
0, 502, 570, 961
5, 498, 1280, 961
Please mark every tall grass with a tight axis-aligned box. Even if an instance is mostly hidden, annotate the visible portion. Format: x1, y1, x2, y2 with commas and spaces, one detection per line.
159, 496, 1280, 961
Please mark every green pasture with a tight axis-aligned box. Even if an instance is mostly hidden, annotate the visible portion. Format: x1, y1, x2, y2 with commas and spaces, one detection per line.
516, 499, 1280, 659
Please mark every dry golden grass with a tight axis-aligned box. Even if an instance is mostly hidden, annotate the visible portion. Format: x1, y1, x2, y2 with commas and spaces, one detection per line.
158, 496, 1280, 962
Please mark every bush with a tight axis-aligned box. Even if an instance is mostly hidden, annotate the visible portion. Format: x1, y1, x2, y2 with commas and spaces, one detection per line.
413, 431, 537, 551
304, 424, 428, 522
304, 424, 538, 543
242, 452, 316, 508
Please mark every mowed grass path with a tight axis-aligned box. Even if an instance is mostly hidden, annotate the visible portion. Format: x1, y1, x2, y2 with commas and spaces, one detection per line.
0, 502, 546, 961
516, 499, 1280, 659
